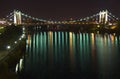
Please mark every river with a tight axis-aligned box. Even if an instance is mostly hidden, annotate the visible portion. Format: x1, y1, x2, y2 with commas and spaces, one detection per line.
16, 31, 120, 79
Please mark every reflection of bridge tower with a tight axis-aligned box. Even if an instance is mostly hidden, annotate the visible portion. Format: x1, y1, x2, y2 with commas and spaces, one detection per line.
14, 10, 22, 25
99, 10, 108, 24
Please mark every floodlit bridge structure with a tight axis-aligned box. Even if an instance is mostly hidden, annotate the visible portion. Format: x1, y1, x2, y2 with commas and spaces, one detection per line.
6, 10, 119, 25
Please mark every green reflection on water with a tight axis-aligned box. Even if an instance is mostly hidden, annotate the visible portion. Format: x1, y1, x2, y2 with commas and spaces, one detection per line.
19, 31, 120, 79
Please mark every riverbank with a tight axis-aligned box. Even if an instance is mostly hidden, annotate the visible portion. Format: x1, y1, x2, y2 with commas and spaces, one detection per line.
0, 38, 26, 79
0, 25, 26, 79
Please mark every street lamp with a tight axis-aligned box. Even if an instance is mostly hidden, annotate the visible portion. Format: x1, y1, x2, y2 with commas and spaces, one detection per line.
19, 38, 21, 40
6, 45, 11, 50
14, 41, 17, 44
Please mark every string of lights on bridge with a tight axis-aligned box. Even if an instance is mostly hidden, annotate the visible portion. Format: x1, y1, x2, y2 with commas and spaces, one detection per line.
6, 9, 120, 25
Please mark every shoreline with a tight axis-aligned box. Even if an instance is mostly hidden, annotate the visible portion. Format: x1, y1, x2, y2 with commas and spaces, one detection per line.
0, 38, 26, 79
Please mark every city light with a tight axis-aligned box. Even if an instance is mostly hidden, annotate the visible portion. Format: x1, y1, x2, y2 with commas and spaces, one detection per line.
0, 7, 120, 79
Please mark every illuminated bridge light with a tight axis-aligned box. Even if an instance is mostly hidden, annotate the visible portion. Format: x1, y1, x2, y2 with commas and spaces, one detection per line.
5, 9, 119, 25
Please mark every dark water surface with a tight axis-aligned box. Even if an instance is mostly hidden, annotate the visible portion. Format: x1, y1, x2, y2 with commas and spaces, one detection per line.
17, 31, 120, 79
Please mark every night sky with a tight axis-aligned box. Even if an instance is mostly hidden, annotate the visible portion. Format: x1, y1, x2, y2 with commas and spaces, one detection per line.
0, 0, 120, 20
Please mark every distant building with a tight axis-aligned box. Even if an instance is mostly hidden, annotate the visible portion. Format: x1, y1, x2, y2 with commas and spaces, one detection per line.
0, 20, 6, 24
0, 18, 9, 25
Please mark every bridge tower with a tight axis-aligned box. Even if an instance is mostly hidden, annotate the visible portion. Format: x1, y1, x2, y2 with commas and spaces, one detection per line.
99, 10, 108, 24
14, 10, 22, 25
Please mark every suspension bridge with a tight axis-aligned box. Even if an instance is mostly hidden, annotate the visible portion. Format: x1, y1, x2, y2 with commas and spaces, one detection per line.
5, 10, 119, 25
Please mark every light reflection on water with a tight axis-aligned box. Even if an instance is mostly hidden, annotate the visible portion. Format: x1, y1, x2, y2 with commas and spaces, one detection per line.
16, 32, 120, 79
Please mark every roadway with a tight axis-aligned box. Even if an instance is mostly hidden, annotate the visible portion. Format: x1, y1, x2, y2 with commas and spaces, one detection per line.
0, 26, 25, 65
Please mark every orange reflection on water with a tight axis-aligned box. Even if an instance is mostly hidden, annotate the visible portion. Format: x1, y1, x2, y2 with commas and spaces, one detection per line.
49, 31, 52, 38
91, 33, 95, 58
110, 34, 115, 44
49, 31, 53, 45
48, 31, 53, 65
69, 32, 73, 55
69, 32, 74, 70
48, 31, 53, 54
91, 33, 96, 69
27, 35, 30, 46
